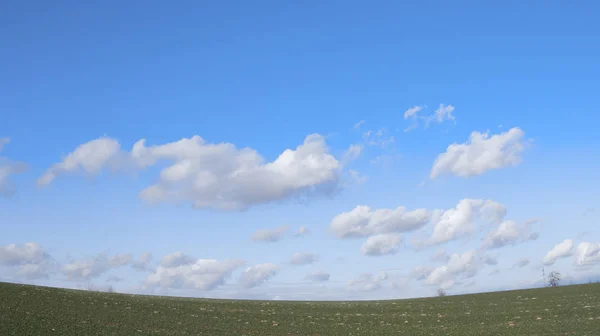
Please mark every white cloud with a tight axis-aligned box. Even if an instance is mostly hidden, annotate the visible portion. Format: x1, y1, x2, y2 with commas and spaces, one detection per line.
404, 106, 423, 119
429, 199, 507, 245
543, 239, 574, 265
430, 127, 527, 179
290, 252, 319, 265
131, 252, 153, 271
251, 226, 289, 243
424, 250, 489, 289
0, 242, 50, 266
306, 271, 330, 282
425, 104, 455, 126
411, 266, 434, 281
37, 137, 123, 186
353, 120, 365, 129
347, 272, 388, 291
347, 169, 367, 184
159, 251, 195, 268
0, 138, 27, 197
330, 205, 430, 238
515, 258, 530, 268
483, 220, 538, 249
360, 233, 402, 256
39, 134, 343, 211
239, 263, 279, 288
62, 253, 132, 281
403, 104, 455, 131
430, 249, 450, 263
573, 242, 600, 268
293, 226, 310, 237
145, 258, 244, 291
0, 242, 54, 280
362, 129, 395, 148
341, 144, 363, 164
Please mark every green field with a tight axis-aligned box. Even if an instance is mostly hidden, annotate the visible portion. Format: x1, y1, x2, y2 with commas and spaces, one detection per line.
1, 281, 599, 335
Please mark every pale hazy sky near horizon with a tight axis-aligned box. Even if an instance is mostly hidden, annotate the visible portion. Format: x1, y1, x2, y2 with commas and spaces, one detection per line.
1, 1, 599, 300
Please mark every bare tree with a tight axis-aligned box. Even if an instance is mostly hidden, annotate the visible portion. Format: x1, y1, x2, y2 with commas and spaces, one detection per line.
548, 271, 561, 287
437, 288, 447, 297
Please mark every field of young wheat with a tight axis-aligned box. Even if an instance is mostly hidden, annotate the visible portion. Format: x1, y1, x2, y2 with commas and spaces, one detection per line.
1, 281, 599, 335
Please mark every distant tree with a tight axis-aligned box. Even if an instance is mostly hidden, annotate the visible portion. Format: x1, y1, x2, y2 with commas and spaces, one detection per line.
437, 288, 447, 297
107, 285, 115, 293
548, 271, 561, 287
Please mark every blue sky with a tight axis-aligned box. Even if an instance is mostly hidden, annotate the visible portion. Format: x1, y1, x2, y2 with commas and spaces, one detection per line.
1, 1, 599, 300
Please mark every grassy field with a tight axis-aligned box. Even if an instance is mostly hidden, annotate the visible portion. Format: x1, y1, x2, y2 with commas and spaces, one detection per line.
1, 281, 599, 335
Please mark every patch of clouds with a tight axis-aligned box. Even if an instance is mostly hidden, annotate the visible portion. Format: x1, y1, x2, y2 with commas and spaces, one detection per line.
430, 249, 450, 263
38, 134, 343, 211
159, 251, 196, 268
341, 144, 363, 165
430, 127, 527, 179
425, 104, 456, 127
251, 225, 289, 243
515, 258, 530, 268
428, 199, 507, 245
360, 233, 402, 256
131, 252, 153, 271
238, 263, 279, 288
145, 257, 244, 291
0, 138, 28, 197
483, 219, 539, 249
306, 271, 330, 282
289, 252, 319, 265
403, 104, 455, 131
573, 242, 600, 268
362, 129, 395, 148
542, 239, 574, 266
330, 205, 430, 238
293, 226, 310, 237
422, 250, 493, 289
347, 272, 388, 291
62, 253, 132, 281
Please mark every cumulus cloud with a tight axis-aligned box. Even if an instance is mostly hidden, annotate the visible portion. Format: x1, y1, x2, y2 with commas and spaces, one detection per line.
39, 134, 343, 211
0, 138, 27, 197
0, 242, 50, 266
306, 271, 330, 282
239, 263, 279, 288
430, 127, 527, 179
145, 257, 244, 291
293, 226, 310, 237
290, 252, 319, 265
423, 250, 492, 289
428, 199, 507, 245
131, 252, 153, 271
159, 251, 196, 268
0, 242, 55, 280
62, 253, 132, 281
330, 205, 430, 238
573, 242, 600, 268
348, 272, 388, 291
251, 226, 289, 243
543, 239, 574, 265
483, 219, 538, 249
360, 233, 402, 256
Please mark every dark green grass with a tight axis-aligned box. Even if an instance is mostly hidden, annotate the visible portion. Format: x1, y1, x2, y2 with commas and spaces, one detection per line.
1, 281, 599, 335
